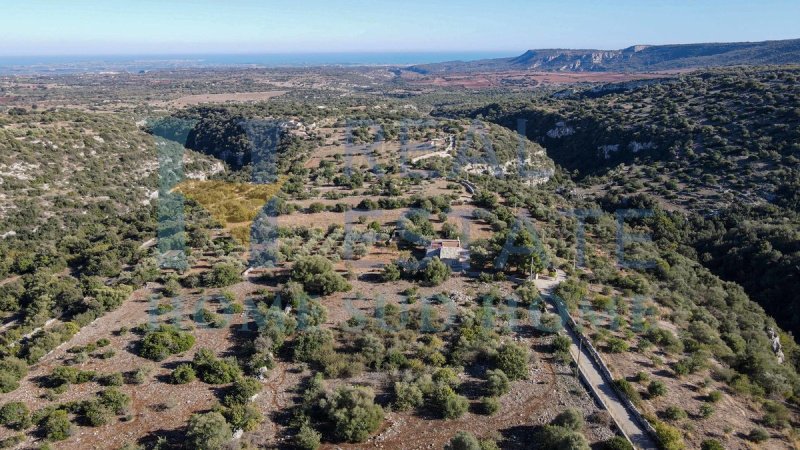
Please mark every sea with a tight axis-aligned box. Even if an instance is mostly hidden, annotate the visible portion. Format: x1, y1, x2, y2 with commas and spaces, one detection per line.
0, 52, 515, 75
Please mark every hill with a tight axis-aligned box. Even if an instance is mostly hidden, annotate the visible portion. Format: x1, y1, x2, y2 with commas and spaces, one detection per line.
407, 38, 800, 73
443, 66, 800, 335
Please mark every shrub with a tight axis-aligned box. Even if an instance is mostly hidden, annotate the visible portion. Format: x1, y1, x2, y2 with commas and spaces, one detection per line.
537, 425, 589, 450
193, 348, 241, 384
445, 431, 481, 450
0, 357, 27, 393
293, 328, 334, 365
706, 390, 722, 403
98, 388, 130, 415
291, 256, 351, 295
700, 439, 724, 450
43, 409, 71, 441
552, 408, 584, 431
393, 381, 424, 411
295, 423, 321, 450
421, 257, 451, 286
382, 263, 401, 282
602, 436, 634, 450
480, 397, 500, 415
607, 337, 629, 353
663, 406, 687, 421
130, 366, 151, 385
762, 400, 790, 428
186, 412, 232, 450
139, 325, 195, 361
485, 369, 510, 396
747, 427, 769, 443
653, 421, 684, 450
223, 377, 262, 407
495, 343, 529, 380
171, 364, 196, 384
82, 401, 112, 427
222, 403, 262, 431
614, 379, 642, 406
699, 404, 714, 418
203, 263, 241, 288
441, 392, 469, 419
321, 385, 384, 443
648, 380, 667, 398
0, 402, 30, 430
99, 372, 124, 387
552, 335, 572, 354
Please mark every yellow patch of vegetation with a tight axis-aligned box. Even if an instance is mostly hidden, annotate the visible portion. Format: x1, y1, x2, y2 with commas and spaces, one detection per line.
176, 177, 286, 244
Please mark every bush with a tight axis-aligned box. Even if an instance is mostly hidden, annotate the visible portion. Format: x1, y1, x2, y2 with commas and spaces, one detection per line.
653, 421, 684, 450
607, 337, 629, 353
292, 256, 351, 295
382, 263, 401, 282
293, 328, 334, 365
171, 363, 196, 384
393, 381, 424, 411
495, 343, 529, 380
222, 403, 262, 431
43, 409, 71, 441
295, 423, 321, 450
441, 392, 469, 419
485, 369, 510, 396
537, 425, 589, 450
614, 379, 642, 406
480, 397, 500, 415
445, 431, 480, 450
602, 436, 634, 450
99, 372, 124, 387
223, 377, 262, 407
663, 406, 687, 421
700, 439, 724, 450
421, 257, 451, 286
203, 263, 241, 288
98, 388, 130, 415
698, 404, 714, 418
647, 380, 667, 398
82, 401, 112, 427
0, 402, 30, 430
193, 348, 241, 384
552, 408, 584, 431
0, 357, 27, 393
747, 427, 769, 443
139, 325, 195, 361
186, 412, 232, 450
552, 335, 572, 353
706, 390, 722, 403
321, 385, 384, 443
762, 400, 790, 428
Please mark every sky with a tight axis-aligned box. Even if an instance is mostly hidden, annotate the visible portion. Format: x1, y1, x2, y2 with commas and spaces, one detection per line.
1, 0, 799, 56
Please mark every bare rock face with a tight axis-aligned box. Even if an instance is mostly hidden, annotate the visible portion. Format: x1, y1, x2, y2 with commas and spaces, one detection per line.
767, 327, 785, 364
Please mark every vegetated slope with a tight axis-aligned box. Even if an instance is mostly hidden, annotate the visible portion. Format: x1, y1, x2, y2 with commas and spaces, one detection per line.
446, 66, 800, 335
407, 38, 800, 73
0, 108, 219, 374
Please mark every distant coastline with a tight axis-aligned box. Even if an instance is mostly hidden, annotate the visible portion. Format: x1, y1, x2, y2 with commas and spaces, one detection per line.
0, 51, 516, 75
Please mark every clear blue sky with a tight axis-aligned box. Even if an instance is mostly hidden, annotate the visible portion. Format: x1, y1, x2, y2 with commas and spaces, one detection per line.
1, 0, 799, 56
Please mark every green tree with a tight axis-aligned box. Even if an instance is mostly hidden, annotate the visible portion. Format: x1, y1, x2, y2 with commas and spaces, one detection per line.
553, 408, 584, 431
43, 410, 71, 441
186, 412, 232, 450
321, 385, 384, 443
295, 423, 321, 450
171, 363, 196, 384
485, 369, 510, 396
495, 343, 529, 380
445, 431, 481, 450
0, 402, 30, 430
421, 257, 451, 286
